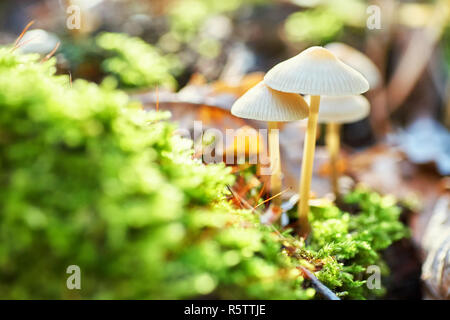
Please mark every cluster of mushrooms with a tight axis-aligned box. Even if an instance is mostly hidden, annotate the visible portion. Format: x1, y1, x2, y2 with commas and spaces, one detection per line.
231, 44, 381, 237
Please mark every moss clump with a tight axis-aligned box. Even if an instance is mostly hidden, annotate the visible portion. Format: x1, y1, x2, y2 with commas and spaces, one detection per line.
284, 8, 344, 44
0, 46, 408, 300
96, 32, 182, 90
0, 48, 313, 299
283, 189, 409, 299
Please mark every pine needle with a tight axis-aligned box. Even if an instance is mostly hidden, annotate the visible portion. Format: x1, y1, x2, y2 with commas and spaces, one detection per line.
41, 42, 61, 63
11, 20, 35, 52
255, 182, 266, 202
226, 185, 254, 211
13, 35, 42, 52
253, 188, 290, 209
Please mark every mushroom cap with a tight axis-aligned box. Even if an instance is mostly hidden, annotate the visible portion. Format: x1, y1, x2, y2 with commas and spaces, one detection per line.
231, 81, 309, 122
325, 42, 381, 89
305, 95, 370, 124
264, 46, 369, 96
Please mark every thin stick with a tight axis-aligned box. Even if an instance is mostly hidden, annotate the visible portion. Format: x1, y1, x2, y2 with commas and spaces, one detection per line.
255, 182, 266, 202
326, 123, 340, 198
253, 188, 290, 209
41, 42, 61, 63
298, 95, 320, 237
268, 122, 282, 207
297, 266, 340, 300
226, 185, 254, 211
11, 20, 35, 52
228, 185, 289, 242
12, 35, 41, 51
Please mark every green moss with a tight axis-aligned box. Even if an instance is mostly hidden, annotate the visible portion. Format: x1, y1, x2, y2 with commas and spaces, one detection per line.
96, 32, 182, 89
297, 189, 409, 299
0, 48, 311, 299
284, 8, 344, 44
0, 47, 408, 300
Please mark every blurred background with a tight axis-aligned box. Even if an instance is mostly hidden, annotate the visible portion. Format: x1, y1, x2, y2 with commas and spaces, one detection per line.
0, 0, 449, 299
1, 1, 448, 141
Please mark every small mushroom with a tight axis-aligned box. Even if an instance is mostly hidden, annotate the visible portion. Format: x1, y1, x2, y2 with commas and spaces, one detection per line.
231, 81, 309, 208
325, 42, 381, 89
309, 95, 370, 198
264, 46, 369, 236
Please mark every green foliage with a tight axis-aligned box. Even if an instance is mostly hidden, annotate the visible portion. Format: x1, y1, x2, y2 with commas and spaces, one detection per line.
96, 32, 181, 89
0, 48, 408, 300
302, 189, 409, 299
284, 0, 369, 45
0, 48, 313, 299
284, 8, 344, 44
168, 0, 267, 42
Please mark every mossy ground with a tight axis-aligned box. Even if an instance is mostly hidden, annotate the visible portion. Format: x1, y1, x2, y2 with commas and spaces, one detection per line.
0, 39, 408, 299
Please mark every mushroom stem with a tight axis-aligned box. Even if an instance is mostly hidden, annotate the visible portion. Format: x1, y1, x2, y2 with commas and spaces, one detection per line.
326, 122, 340, 198
268, 121, 282, 207
298, 95, 320, 236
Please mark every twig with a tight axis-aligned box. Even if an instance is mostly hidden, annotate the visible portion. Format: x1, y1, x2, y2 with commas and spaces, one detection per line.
226, 185, 254, 211
297, 265, 340, 300
41, 42, 61, 63
255, 181, 266, 202
253, 188, 290, 209
11, 20, 35, 52
12, 35, 41, 52
226, 185, 285, 238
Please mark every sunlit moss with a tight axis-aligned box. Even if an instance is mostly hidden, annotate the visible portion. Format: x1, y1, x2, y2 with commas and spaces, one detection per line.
284, 8, 344, 44
96, 32, 182, 89
0, 49, 310, 299
0, 48, 408, 300
304, 186, 409, 299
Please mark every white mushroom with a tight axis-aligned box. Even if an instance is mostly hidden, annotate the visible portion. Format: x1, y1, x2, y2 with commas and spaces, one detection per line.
231, 81, 309, 207
325, 42, 381, 89
308, 95, 370, 197
264, 46, 369, 236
